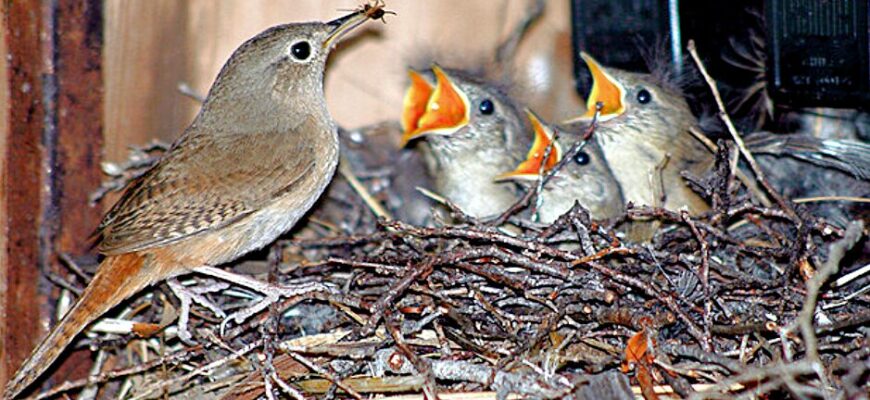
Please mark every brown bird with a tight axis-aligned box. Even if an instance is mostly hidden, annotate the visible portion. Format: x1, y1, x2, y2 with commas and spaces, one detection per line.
399, 66, 529, 218
567, 52, 713, 214
567, 53, 870, 235
5, 8, 383, 399
497, 109, 625, 223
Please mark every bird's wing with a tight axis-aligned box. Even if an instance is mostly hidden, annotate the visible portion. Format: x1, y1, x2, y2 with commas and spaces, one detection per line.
98, 118, 326, 254
745, 132, 870, 180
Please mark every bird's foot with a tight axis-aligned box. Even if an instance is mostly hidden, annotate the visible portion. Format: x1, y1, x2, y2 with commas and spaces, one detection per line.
168, 278, 228, 344
193, 266, 333, 336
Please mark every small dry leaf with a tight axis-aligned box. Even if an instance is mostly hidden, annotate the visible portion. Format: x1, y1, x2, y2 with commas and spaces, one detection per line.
623, 329, 650, 370
131, 322, 162, 337
798, 258, 814, 281
623, 325, 660, 400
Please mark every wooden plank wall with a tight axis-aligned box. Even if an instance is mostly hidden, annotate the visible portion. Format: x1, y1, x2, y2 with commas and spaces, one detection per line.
2, 3, 51, 388
104, 0, 582, 164
1, 0, 105, 391
0, 2, 11, 389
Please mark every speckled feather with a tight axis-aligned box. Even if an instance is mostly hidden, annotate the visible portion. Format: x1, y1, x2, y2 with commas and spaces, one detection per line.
98, 121, 316, 255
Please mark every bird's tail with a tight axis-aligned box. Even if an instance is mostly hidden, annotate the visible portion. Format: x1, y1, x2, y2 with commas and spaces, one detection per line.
4, 252, 150, 399
745, 132, 870, 180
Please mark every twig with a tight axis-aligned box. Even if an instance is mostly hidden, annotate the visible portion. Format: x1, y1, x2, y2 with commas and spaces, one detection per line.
385, 312, 439, 400
34, 346, 206, 399
793, 196, 870, 204
688, 127, 772, 207
687, 40, 796, 219
128, 340, 261, 400
832, 262, 870, 287
283, 351, 364, 400
680, 211, 713, 351
339, 156, 393, 221
790, 221, 863, 387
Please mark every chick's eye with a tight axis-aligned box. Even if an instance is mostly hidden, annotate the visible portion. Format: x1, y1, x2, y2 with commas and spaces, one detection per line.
637, 89, 652, 104
574, 151, 590, 165
290, 41, 311, 60
479, 99, 495, 115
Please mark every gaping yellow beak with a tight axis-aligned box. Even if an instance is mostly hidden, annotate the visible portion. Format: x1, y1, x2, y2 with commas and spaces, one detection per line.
580, 52, 625, 120
400, 70, 434, 140
495, 109, 563, 181
399, 65, 471, 147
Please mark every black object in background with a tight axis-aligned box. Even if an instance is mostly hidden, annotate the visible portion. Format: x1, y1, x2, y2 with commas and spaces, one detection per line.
766, 0, 869, 108
571, 0, 870, 110
570, 0, 671, 96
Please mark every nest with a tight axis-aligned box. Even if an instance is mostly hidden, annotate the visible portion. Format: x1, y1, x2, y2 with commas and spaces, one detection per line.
37, 109, 866, 400
37, 33, 868, 400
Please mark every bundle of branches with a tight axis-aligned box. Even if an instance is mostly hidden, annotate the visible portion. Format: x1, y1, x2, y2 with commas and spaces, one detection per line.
45, 47, 867, 400
43, 115, 866, 400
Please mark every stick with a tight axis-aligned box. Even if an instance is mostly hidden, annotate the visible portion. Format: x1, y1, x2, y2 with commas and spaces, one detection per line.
687, 127, 772, 207
686, 41, 796, 219
339, 156, 394, 221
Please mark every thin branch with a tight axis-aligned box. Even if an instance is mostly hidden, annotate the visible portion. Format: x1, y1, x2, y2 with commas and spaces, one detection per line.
686, 40, 796, 220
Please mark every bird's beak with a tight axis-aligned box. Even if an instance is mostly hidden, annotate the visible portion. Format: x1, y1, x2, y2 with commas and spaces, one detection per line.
323, 7, 376, 49
580, 52, 625, 120
399, 65, 471, 147
495, 109, 562, 181
400, 70, 434, 143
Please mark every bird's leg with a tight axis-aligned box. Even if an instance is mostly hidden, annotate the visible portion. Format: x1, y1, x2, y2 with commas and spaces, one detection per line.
167, 278, 228, 344
192, 266, 333, 336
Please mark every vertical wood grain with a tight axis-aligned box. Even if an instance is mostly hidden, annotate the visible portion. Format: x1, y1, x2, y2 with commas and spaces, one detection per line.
50, 0, 106, 386
2, 2, 50, 389
2, 0, 104, 392
0, 0, 10, 389
104, 0, 192, 163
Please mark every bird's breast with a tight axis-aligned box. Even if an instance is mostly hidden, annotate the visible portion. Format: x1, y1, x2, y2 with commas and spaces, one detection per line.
175, 130, 339, 267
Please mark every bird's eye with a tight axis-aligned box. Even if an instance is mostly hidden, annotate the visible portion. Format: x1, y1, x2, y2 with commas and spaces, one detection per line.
290, 41, 311, 61
479, 99, 495, 115
574, 151, 590, 165
637, 89, 652, 104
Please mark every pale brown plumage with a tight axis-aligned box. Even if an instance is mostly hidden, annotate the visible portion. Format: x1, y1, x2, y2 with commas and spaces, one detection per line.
532, 130, 625, 224
497, 110, 625, 224
5, 9, 381, 399
98, 126, 316, 255
568, 53, 712, 215
400, 67, 530, 218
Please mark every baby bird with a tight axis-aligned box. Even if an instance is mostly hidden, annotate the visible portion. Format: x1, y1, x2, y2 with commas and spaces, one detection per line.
400, 66, 529, 218
566, 52, 713, 214
497, 109, 625, 224
568, 52, 869, 234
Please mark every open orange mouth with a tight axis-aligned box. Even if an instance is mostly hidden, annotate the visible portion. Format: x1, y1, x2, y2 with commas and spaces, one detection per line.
579, 52, 626, 121
400, 70, 433, 137
495, 109, 563, 181
399, 65, 471, 147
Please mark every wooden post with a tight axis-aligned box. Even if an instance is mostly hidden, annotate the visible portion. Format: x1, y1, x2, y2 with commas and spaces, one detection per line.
1, 0, 104, 393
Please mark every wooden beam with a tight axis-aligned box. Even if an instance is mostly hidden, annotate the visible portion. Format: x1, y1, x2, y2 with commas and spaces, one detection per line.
49, 0, 106, 389
1, 0, 104, 394
2, 1, 50, 391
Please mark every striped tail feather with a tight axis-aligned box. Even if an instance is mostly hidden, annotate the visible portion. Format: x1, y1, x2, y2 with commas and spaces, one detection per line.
4, 252, 150, 399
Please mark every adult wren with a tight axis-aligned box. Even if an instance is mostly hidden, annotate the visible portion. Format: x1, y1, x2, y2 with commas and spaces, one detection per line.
5, 6, 385, 398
